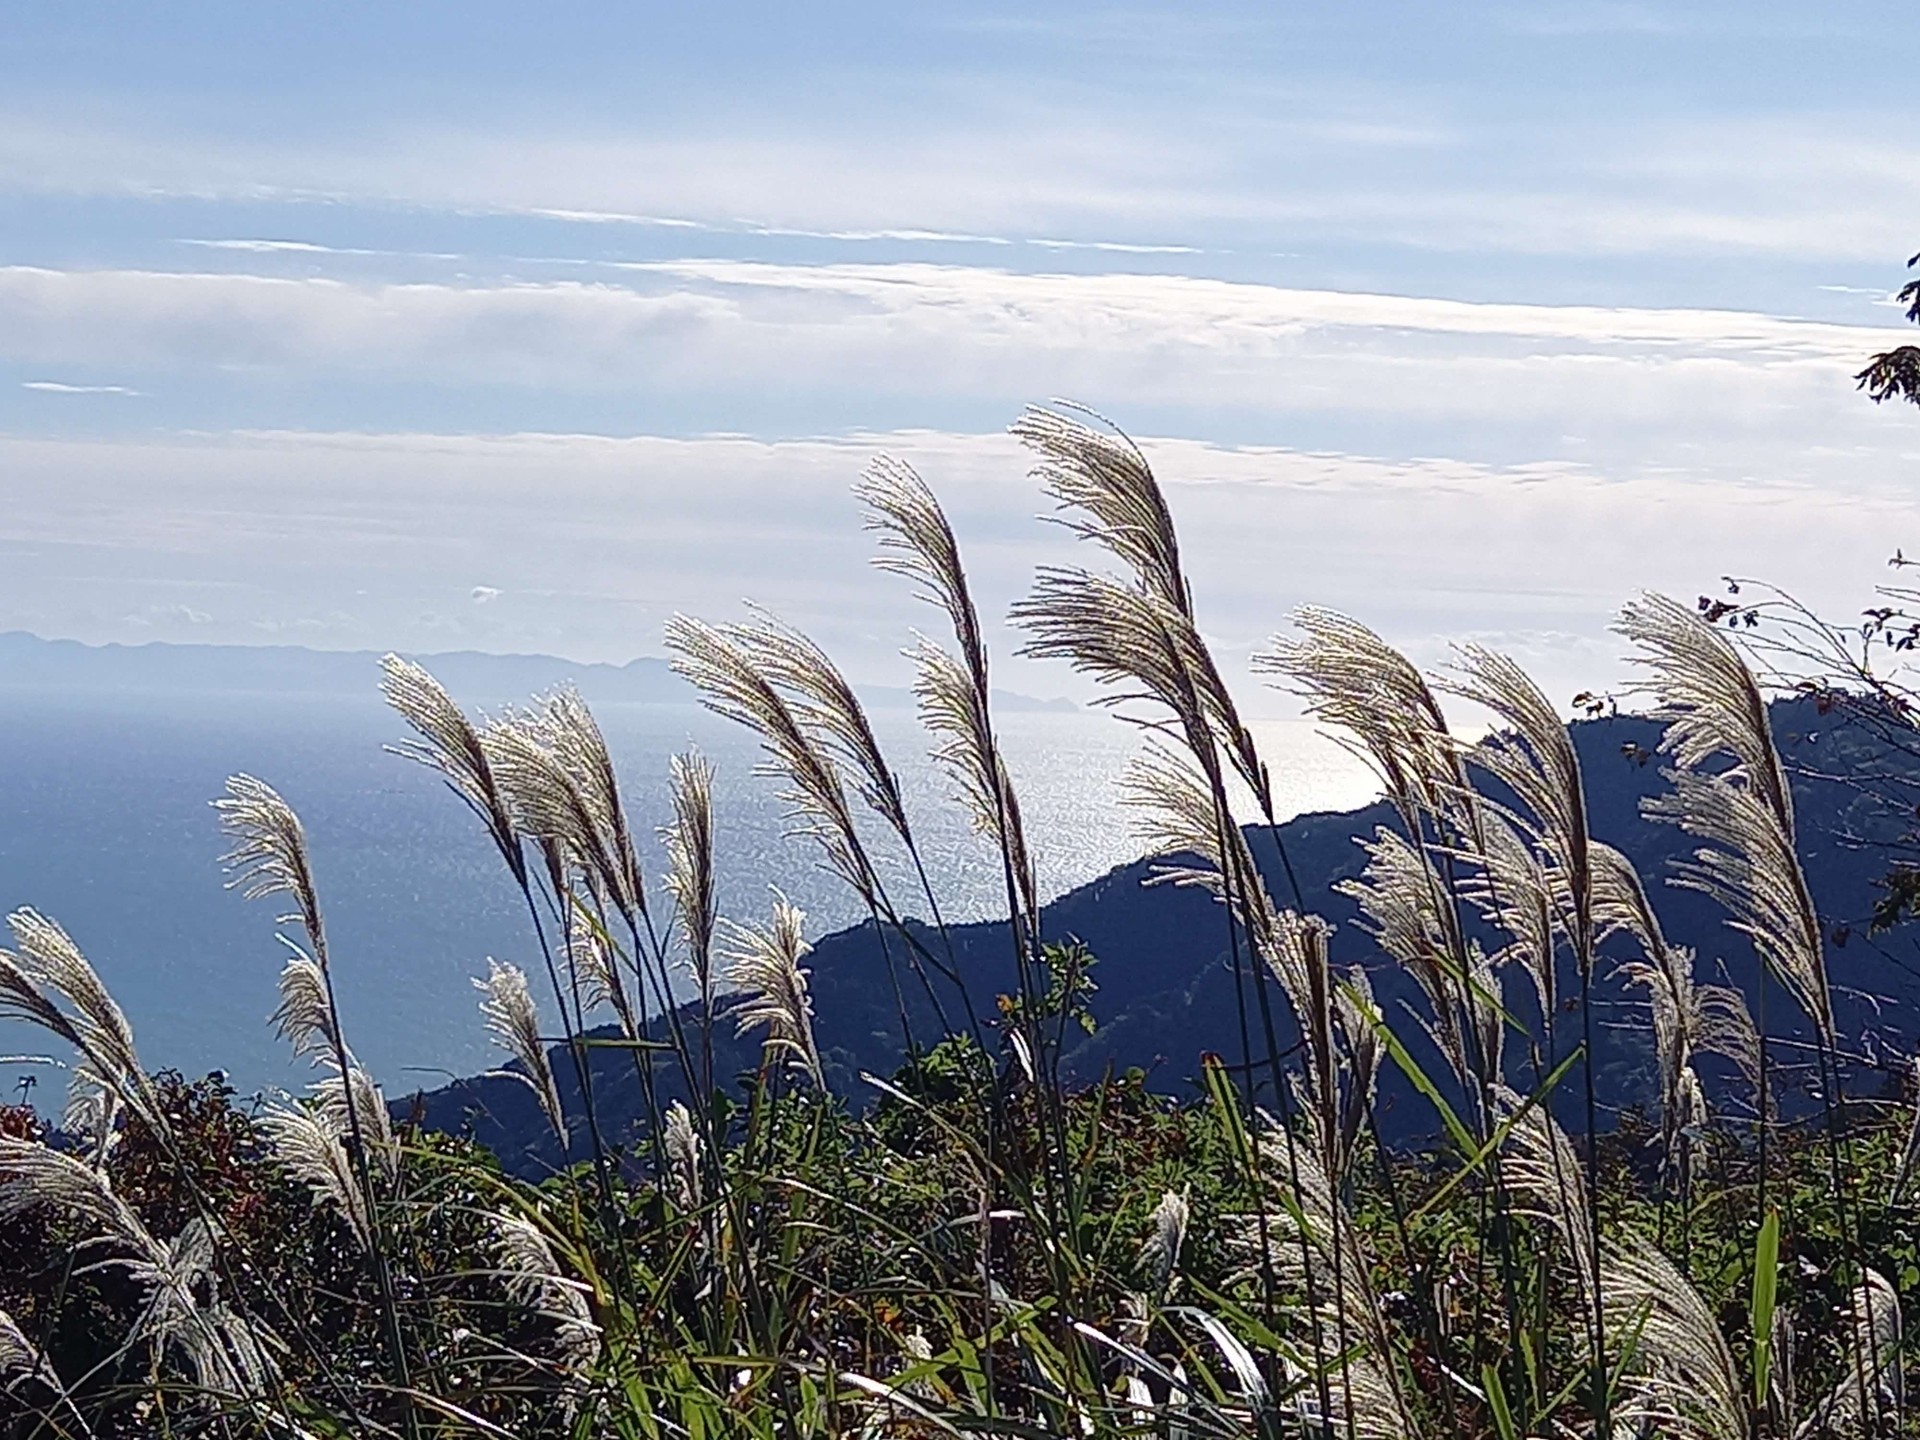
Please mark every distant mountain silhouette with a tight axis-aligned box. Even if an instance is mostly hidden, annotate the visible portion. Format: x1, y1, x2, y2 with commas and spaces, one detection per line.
0, 631, 1075, 712
400, 697, 1920, 1176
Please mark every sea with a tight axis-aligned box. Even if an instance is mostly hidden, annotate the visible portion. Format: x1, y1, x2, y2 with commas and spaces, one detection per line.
0, 689, 1375, 1100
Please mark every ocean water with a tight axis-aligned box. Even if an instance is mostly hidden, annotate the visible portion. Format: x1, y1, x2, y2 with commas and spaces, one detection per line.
0, 690, 1374, 1099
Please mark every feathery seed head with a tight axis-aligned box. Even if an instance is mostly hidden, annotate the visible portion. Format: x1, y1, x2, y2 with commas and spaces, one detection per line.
739, 607, 914, 844
475, 959, 566, 1142
490, 1211, 600, 1377
1140, 1188, 1190, 1299
666, 614, 877, 908
0, 1309, 45, 1386
215, 774, 325, 948
315, 1064, 397, 1179
855, 456, 986, 673
664, 1099, 703, 1213
270, 942, 335, 1063
664, 750, 718, 1007
0, 909, 150, 1128
380, 653, 525, 882
1012, 402, 1190, 618
259, 1103, 370, 1249
721, 892, 825, 1089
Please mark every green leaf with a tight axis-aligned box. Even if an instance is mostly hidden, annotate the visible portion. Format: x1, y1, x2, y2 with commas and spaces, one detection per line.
1366, 1000, 1509, 1157
1409, 1047, 1580, 1223
1482, 1363, 1519, 1440
1751, 1207, 1780, 1407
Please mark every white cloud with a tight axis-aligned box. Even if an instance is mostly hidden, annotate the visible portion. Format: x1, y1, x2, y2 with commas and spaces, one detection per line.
22, 379, 140, 395
470, 585, 502, 604
0, 261, 1908, 459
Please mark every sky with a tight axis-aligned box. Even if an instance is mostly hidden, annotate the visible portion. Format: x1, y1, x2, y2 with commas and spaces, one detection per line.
3, 1, 1918, 714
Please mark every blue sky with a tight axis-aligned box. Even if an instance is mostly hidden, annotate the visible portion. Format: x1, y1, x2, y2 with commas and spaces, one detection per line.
2, 1, 1917, 709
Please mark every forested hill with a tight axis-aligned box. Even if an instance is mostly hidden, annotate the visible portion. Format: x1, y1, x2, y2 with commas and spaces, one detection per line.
402, 696, 1918, 1176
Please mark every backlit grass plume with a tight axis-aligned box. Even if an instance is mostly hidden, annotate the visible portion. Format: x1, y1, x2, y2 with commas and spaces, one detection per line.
545, 687, 649, 928
664, 750, 717, 1010
476, 958, 566, 1142
1256, 607, 1466, 835
482, 706, 637, 930
216, 774, 326, 948
1251, 1117, 1415, 1440
721, 892, 824, 1089
1013, 402, 1189, 616
1617, 592, 1831, 1048
666, 615, 878, 912
739, 606, 914, 848
0, 907, 159, 1141
857, 456, 1038, 934
909, 636, 1038, 925
1015, 403, 1270, 815
381, 652, 525, 884
258, 1102, 370, 1248
490, 1211, 600, 1380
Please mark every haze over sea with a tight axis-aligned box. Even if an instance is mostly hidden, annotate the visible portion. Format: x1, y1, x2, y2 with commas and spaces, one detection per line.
0, 660, 1372, 1099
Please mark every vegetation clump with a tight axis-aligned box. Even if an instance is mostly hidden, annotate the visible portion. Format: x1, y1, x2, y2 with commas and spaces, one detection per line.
3, 403, 1918, 1437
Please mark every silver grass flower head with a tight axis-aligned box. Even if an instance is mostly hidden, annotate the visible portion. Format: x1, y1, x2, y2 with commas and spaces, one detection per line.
1646, 765, 1831, 1047
666, 614, 876, 908
566, 906, 626, 1027
1120, 743, 1285, 981
215, 774, 324, 947
1012, 402, 1191, 620
663, 749, 717, 1005
315, 1064, 397, 1179
856, 456, 1041, 916
1591, 839, 1671, 965
1804, 1268, 1903, 1436
62, 1067, 120, 1166
1014, 567, 1267, 814
270, 941, 335, 1063
0, 908, 153, 1132
1255, 607, 1464, 831
0, 1309, 46, 1386
380, 653, 523, 880
1495, 1084, 1597, 1299
1615, 934, 1699, 1159
1246, 1115, 1416, 1440
124, 1217, 270, 1402
1694, 981, 1764, 1117
1336, 965, 1384, 1176
1617, 593, 1830, 1046
721, 892, 825, 1089
1337, 828, 1469, 1084
1616, 591, 1793, 816
475, 958, 566, 1142
259, 1104, 370, 1249
1140, 1188, 1190, 1298
543, 686, 646, 923
1447, 645, 1593, 964
1462, 810, 1558, 1022
481, 708, 632, 920
0, 1137, 163, 1267
855, 455, 987, 674
663, 1099, 703, 1213
1600, 1234, 1745, 1440
489, 1211, 600, 1376
910, 636, 1038, 922
738, 607, 914, 844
